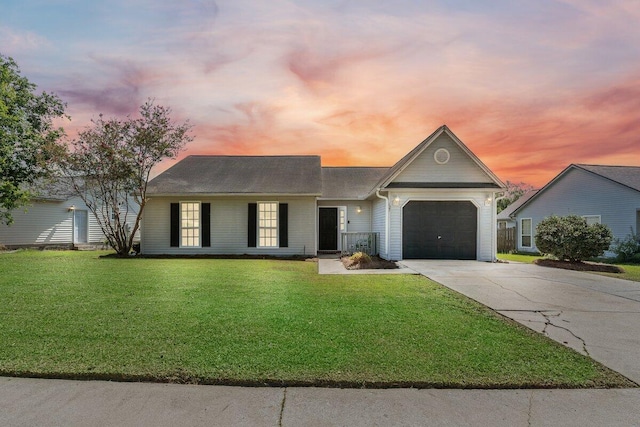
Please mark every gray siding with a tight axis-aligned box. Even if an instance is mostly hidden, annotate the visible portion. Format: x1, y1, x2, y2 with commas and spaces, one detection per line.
394, 133, 492, 184
372, 197, 388, 259
515, 167, 640, 253
0, 196, 138, 247
141, 196, 317, 256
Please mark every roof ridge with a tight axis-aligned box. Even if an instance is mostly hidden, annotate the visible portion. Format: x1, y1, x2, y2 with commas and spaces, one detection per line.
576, 163, 640, 169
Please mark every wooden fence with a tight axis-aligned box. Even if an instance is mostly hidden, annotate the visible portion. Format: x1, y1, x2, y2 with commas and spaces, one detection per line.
497, 227, 516, 253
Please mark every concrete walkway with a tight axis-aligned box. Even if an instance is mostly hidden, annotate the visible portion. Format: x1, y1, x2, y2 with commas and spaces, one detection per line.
401, 260, 640, 385
2, 377, 640, 426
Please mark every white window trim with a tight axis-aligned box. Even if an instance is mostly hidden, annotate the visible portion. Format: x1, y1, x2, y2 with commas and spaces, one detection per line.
521, 218, 532, 248
180, 201, 201, 248
257, 201, 279, 248
582, 215, 601, 225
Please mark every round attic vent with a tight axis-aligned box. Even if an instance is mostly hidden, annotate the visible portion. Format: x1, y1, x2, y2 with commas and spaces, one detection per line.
434, 148, 450, 164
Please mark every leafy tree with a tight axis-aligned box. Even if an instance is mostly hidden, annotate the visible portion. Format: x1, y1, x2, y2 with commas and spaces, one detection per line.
58, 100, 192, 256
0, 54, 66, 225
497, 181, 535, 213
535, 215, 612, 262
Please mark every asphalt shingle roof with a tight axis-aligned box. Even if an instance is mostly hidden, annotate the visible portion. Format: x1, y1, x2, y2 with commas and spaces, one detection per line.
497, 190, 538, 220
321, 167, 390, 199
576, 164, 640, 193
147, 156, 323, 195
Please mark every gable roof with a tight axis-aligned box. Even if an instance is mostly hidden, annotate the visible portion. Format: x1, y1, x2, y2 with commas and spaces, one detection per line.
510, 164, 640, 217
147, 155, 322, 195
367, 125, 504, 195
497, 189, 538, 220
27, 177, 76, 201
321, 167, 389, 200
575, 164, 640, 192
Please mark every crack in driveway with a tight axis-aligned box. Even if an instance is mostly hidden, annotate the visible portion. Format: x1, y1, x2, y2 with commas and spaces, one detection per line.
498, 309, 591, 355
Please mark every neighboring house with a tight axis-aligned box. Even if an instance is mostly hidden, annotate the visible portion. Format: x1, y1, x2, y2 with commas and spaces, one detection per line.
497, 190, 538, 229
141, 125, 505, 261
509, 164, 640, 254
0, 180, 139, 249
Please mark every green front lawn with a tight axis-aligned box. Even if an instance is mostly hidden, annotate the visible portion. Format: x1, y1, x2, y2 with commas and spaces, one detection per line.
0, 250, 631, 388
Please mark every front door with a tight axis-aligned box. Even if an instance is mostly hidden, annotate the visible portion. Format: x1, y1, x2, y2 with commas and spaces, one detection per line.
319, 207, 338, 251
74, 210, 88, 243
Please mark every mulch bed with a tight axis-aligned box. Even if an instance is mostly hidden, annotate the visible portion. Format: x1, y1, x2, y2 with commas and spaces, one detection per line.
534, 258, 624, 273
341, 256, 399, 270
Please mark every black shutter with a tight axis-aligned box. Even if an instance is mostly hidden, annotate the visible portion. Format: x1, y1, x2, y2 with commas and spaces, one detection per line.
202, 203, 211, 247
170, 203, 179, 247
279, 203, 288, 248
248, 203, 257, 247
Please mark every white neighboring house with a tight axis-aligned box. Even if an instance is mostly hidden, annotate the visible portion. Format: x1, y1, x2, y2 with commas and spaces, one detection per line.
509, 164, 640, 254
0, 181, 139, 249
141, 125, 506, 261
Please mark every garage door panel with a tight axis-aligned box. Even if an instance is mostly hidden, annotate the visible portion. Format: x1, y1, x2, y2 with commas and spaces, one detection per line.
402, 201, 477, 260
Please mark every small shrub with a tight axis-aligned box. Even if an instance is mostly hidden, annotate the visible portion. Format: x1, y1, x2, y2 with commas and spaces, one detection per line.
612, 229, 640, 263
534, 215, 612, 262
349, 251, 372, 266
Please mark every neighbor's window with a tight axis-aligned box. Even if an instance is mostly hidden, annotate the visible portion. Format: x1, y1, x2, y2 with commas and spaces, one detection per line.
258, 202, 278, 247
582, 215, 601, 226
521, 218, 532, 248
181, 202, 200, 247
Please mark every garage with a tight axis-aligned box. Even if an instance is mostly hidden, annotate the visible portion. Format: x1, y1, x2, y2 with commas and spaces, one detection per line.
402, 201, 477, 259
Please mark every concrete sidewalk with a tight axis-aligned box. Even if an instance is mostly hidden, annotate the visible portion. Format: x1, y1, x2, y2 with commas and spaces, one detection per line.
2, 377, 640, 427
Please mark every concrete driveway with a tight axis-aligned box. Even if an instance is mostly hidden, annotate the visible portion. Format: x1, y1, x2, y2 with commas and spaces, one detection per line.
400, 260, 640, 385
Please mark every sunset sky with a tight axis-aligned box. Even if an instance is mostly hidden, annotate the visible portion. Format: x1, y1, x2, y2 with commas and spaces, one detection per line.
2, 0, 639, 187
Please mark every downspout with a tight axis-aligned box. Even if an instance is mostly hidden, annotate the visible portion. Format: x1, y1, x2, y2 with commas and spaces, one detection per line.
493, 192, 507, 262
375, 189, 390, 258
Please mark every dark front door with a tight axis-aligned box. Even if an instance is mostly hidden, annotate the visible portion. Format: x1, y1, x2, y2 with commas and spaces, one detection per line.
319, 208, 338, 251
402, 201, 477, 259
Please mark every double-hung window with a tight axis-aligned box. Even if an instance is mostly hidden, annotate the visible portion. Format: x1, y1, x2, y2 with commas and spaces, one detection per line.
181, 202, 200, 247
258, 202, 278, 247
582, 215, 601, 226
521, 218, 532, 248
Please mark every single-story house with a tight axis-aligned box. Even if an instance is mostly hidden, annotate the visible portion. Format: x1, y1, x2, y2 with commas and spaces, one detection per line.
0, 180, 139, 249
508, 164, 640, 253
141, 125, 506, 261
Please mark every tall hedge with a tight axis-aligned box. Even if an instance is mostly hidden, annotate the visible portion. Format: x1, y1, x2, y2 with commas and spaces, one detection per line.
534, 215, 612, 262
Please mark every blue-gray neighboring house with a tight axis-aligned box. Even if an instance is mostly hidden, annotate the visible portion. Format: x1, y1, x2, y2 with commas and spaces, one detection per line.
509, 164, 640, 254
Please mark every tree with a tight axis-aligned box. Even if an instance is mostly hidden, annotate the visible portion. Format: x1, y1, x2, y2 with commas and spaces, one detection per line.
535, 215, 612, 262
59, 100, 193, 256
0, 54, 66, 225
497, 181, 535, 213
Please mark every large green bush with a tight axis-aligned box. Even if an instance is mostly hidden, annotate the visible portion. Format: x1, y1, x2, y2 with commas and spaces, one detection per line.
534, 215, 612, 262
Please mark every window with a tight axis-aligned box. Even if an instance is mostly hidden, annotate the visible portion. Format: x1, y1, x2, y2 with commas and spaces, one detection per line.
339, 208, 346, 232
521, 218, 532, 248
258, 202, 278, 247
582, 215, 601, 226
181, 202, 200, 247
